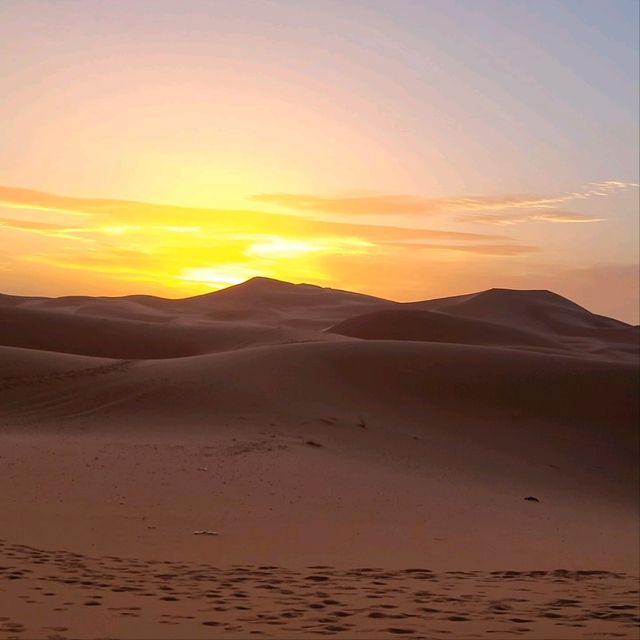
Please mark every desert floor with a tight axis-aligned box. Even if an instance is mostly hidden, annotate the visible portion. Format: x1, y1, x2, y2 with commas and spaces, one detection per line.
1, 278, 638, 638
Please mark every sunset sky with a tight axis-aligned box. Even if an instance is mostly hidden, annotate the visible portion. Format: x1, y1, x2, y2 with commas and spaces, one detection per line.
1, 0, 638, 321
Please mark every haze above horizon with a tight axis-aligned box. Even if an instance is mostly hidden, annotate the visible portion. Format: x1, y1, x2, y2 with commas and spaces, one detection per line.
1, 0, 638, 322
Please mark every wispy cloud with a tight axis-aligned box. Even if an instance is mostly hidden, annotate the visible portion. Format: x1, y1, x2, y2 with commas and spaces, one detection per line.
250, 193, 446, 215
380, 241, 538, 256
0, 184, 540, 292
0, 187, 100, 216
250, 181, 637, 220
0, 218, 71, 232
0, 217, 91, 239
462, 210, 606, 225
0, 185, 507, 243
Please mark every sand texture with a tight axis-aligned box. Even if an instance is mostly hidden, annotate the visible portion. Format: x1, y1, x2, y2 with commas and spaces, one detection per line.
1, 277, 638, 638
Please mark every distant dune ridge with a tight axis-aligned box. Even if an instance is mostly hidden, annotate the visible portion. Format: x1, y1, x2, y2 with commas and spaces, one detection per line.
0, 277, 638, 638
0, 277, 637, 359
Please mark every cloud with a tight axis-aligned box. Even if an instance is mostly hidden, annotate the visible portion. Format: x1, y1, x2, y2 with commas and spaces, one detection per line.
0, 187, 100, 216
462, 210, 606, 225
23, 248, 162, 270
0, 185, 509, 244
0, 218, 71, 231
249, 191, 576, 215
250, 193, 445, 215
250, 180, 637, 218
0, 184, 558, 294
2, 184, 635, 323
381, 242, 539, 256
0, 216, 90, 239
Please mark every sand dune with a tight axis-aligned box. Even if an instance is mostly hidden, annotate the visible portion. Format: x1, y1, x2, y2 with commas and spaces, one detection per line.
0, 278, 638, 638
327, 308, 564, 350
407, 287, 629, 333
190, 276, 389, 309
5, 338, 636, 440
2, 279, 636, 359
0, 304, 332, 359
1, 277, 390, 328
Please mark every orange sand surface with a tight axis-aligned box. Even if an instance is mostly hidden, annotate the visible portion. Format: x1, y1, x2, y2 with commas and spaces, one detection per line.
1, 278, 638, 638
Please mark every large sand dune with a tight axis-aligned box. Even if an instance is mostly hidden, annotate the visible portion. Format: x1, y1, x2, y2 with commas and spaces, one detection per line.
327, 308, 564, 350
0, 278, 638, 638
407, 287, 629, 333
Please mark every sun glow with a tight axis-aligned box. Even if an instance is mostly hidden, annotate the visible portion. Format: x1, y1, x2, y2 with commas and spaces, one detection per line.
0, 182, 638, 321
245, 236, 373, 259
179, 266, 262, 290
246, 237, 323, 258
101, 225, 141, 235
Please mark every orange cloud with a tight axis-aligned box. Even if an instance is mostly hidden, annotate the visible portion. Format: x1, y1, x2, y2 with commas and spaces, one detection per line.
0, 216, 91, 239
0, 185, 507, 243
0, 218, 71, 231
0, 184, 582, 298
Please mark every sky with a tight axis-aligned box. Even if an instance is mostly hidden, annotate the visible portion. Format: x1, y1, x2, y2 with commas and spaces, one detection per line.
0, 0, 638, 321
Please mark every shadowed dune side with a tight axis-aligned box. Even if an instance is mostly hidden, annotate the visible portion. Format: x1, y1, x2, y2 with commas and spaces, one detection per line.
185, 276, 390, 309
1, 339, 638, 574
3, 282, 637, 362
156, 277, 393, 329
118, 342, 640, 462
0, 292, 179, 323
408, 288, 631, 335
593, 324, 640, 344
2, 340, 637, 503
0, 305, 340, 359
5, 340, 637, 426
401, 288, 639, 361
0, 277, 393, 329
326, 308, 565, 351
0, 345, 117, 379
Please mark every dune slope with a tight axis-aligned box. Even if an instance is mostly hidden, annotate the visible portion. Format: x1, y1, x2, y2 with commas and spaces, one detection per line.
327, 308, 564, 350
0, 279, 638, 639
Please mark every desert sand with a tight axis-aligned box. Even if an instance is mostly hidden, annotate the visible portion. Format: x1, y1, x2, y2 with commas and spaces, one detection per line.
0, 277, 638, 639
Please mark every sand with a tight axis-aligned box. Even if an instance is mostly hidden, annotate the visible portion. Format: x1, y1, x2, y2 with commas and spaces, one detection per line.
0, 277, 638, 638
